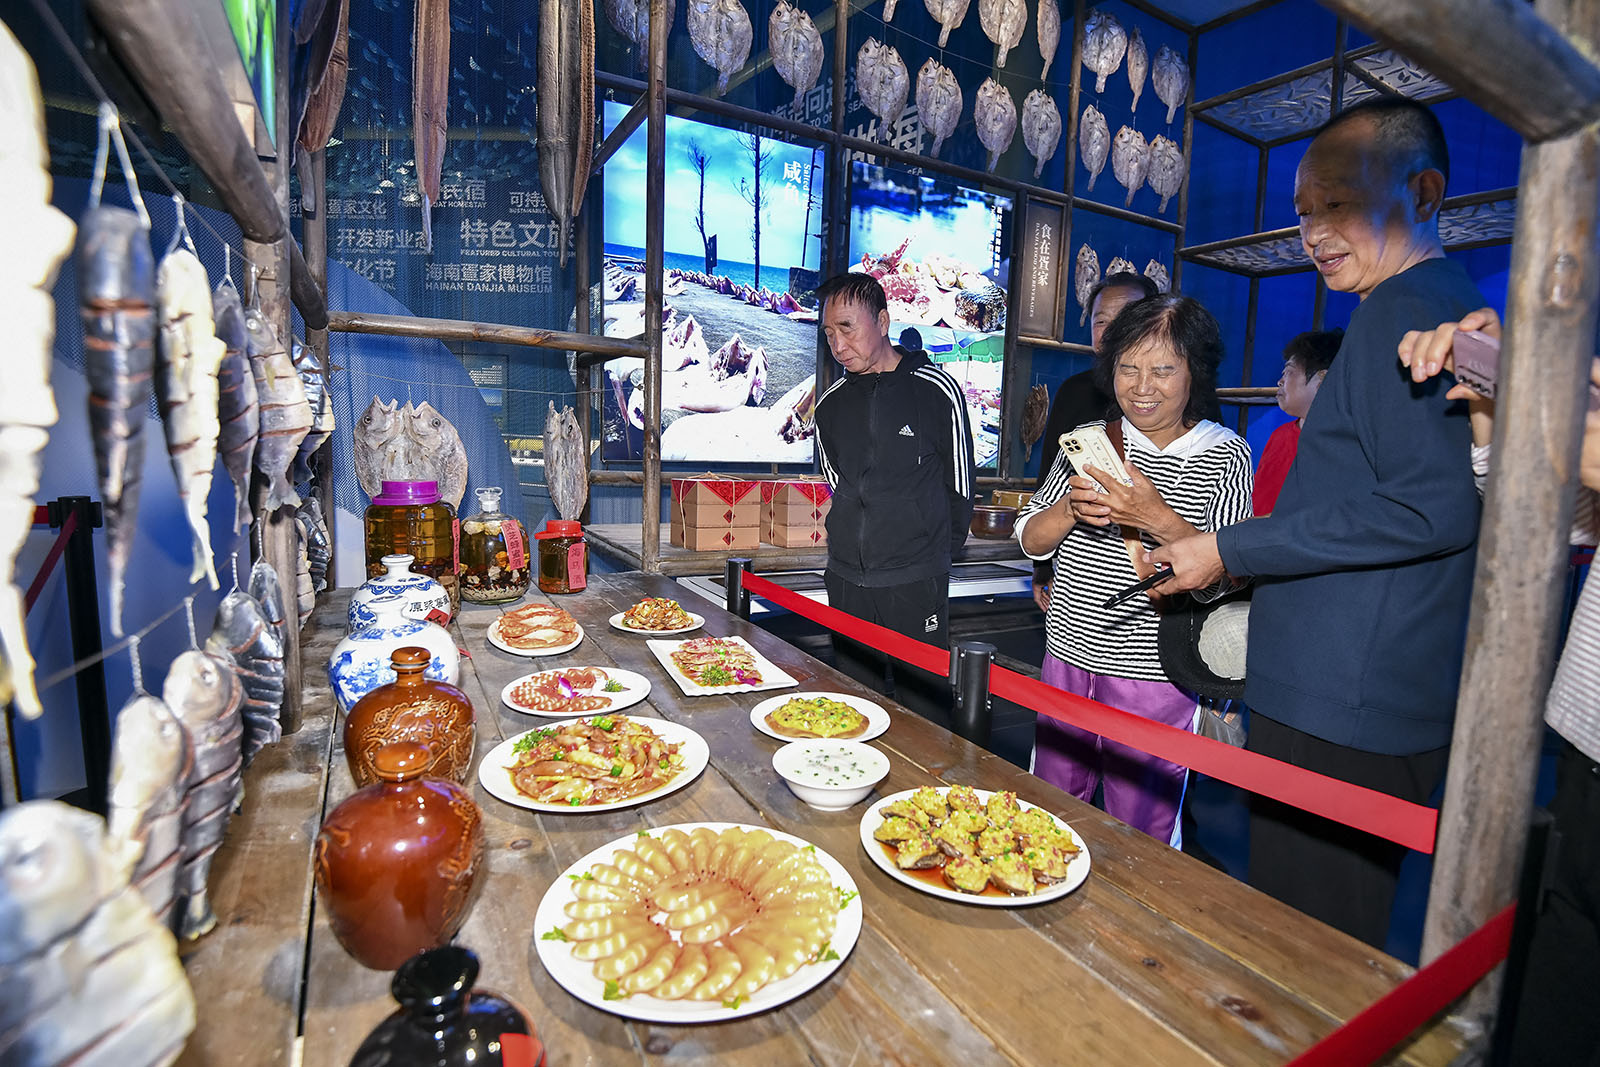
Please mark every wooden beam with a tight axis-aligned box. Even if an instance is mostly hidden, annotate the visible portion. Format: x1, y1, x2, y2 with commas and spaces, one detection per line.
640, 0, 667, 574
288, 237, 328, 331
590, 97, 647, 176
328, 310, 647, 359
1421, 0, 1600, 1028
1318, 0, 1600, 142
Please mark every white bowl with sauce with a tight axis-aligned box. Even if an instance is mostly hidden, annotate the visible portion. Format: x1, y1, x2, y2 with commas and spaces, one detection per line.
772, 739, 891, 811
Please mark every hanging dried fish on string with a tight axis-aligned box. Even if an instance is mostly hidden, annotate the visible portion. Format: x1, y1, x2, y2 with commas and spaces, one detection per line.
212, 282, 259, 533
1080, 103, 1109, 191
0, 24, 74, 717
1127, 26, 1148, 114
297, 0, 349, 160
243, 304, 313, 511
545, 401, 588, 521
1144, 259, 1170, 293
296, 524, 315, 627
769, 1, 822, 112
209, 582, 285, 767
168, 647, 243, 940
248, 558, 289, 669
856, 39, 909, 145
688, 0, 752, 97
1082, 10, 1126, 94
1021, 90, 1061, 179
1153, 44, 1188, 124
156, 245, 225, 591
297, 496, 332, 593
979, 0, 1026, 68
106, 689, 191, 928
405, 400, 469, 508
975, 78, 1017, 171
1111, 125, 1150, 209
1022, 384, 1049, 458
883, 0, 901, 21
412, 0, 449, 253
538, 0, 595, 265
1037, 0, 1060, 80
1107, 255, 1137, 276
1075, 244, 1100, 328
915, 59, 962, 158
290, 0, 348, 211
1146, 133, 1183, 213
353, 395, 403, 499
924, 0, 971, 49
291, 337, 332, 482
604, 0, 675, 71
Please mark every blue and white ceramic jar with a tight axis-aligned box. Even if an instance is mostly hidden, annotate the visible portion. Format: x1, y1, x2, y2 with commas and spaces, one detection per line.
349, 554, 452, 632
329, 594, 460, 713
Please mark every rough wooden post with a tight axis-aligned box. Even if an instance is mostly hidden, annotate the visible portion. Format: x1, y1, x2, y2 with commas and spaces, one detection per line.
575, 208, 593, 527
304, 148, 336, 589
1421, 0, 1600, 1029
639, 0, 667, 574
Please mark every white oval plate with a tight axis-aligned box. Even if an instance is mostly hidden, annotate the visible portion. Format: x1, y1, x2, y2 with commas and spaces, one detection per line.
749, 692, 890, 743
608, 610, 705, 636
500, 667, 652, 717
487, 616, 584, 657
858, 787, 1091, 907
533, 822, 862, 1023
478, 717, 709, 813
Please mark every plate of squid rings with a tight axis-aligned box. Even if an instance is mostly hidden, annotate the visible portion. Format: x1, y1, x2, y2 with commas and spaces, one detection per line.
500, 666, 652, 717
533, 822, 863, 1022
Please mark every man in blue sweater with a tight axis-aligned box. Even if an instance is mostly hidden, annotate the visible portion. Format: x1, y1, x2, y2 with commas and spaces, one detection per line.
1152, 99, 1484, 947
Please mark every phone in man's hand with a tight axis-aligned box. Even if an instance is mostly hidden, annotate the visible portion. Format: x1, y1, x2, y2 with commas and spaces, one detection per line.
1450, 329, 1600, 412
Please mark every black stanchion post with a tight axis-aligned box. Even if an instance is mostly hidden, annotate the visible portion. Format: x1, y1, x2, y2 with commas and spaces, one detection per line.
948, 641, 996, 746
48, 495, 109, 815
725, 557, 752, 619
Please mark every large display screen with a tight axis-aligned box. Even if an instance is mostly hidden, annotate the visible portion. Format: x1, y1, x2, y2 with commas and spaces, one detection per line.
849, 161, 1012, 469
600, 101, 824, 465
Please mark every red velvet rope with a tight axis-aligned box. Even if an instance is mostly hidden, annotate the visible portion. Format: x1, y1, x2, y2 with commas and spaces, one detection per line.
739, 571, 1439, 854
24, 509, 77, 616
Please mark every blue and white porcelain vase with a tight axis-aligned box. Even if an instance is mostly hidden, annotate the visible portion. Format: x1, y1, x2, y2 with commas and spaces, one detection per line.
349, 553, 452, 632
330, 594, 460, 713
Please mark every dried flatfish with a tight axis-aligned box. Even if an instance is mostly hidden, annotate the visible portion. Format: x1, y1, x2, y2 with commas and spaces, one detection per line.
770, 1, 822, 111
156, 247, 225, 591
1022, 383, 1049, 456
78, 205, 154, 639
980, 0, 1026, 68
1106, 256, 1137, 276
884, 0, 900, 19
1021, 90, 1061, 179
915, 59, 962, 157
167, 648, 243, 940
1079, 103, 1109, 191
688, 0, 752, 97
856, 39, 909, 144
243, 305, 313, 511
0, 800, 196, 1064
925, 0, 972, 49
413, 0, 449, 253
974, 78, 1017, 171
107, 691, 191, 927
1082, 10, 1126, 94
1147, 133, 1183, 213
0, 24, 74, 717
209, 583, 284, 767
1037, 0, 1060, 80
1127, 26, 1148, 114
1154, 44, 1188, 124
545, 401, 588, 521
539, 0, 596, 265
604, 0, 675, 71
1111, 125, 1150, 209
295, 525, 315, 628
212, 283, 258, 533
1144, 259, 1170, 293
292, 337, 332, 483
353, 395, 403, 500
1074, 244, 1099, 328
405, 400, 468, 509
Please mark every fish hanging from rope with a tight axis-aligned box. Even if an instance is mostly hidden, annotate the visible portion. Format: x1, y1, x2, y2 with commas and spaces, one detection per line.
168, 646, 243, 940
106, 688, 191, 928
544, 401, 588, 521
412, 0, 449, 252
537, 0, 596, 265
213, 282, 259, 533
769, 0, 823, 112
242, 304, 313, 512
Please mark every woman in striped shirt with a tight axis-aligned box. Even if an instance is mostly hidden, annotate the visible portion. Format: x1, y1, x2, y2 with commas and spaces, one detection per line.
1015, 294, 1254, 846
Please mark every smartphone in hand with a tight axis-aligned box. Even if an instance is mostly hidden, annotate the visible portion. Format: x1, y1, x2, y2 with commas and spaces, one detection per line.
1060, 426, 1133, 493
1450, 330, 1600, 412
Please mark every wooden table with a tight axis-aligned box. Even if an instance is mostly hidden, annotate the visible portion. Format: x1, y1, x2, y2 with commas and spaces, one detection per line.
584, 523, 1025, 576
179, 573, 1468, 1065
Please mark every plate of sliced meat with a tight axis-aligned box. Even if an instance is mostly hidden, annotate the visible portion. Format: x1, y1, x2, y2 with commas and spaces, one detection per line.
488, 602, 584, 656
501, 666, 652, 717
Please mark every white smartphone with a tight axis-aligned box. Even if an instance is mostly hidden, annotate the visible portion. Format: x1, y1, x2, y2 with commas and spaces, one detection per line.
1059, 425, 1133, 492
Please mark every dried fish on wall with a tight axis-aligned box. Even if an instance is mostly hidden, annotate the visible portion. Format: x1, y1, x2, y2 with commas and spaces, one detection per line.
107, 690, 191, 927
688, 0, 752, 97
769, 1, 823, 111
925, 0, 972, 49
539, 0, 596, 266
1144, 259, 1170, 293
291, 337, 332, 482
298, 0, 349, 156
1082, 10, 1126, 94
0, 23, 74, 716
351, 398, 469, 508
297, 497, 332, 594
406, 401, 468, 508
979, 0, 1026, 69
169, 647, 244, 941
545, 401, 588, 521
1022, 384, 1048, 458
1021, 90, 1061, 179
1147, 133, 1183, 213
212, 283, 258, 534
915, 59, 961, 158
1127, 26, 1148, 113
208, 583, 284, 767
1037, 0, 1060, 81
1154, 44, 1188, 124
1079, 103, 1109, 191
1074, 244, 1099, 328
243, 305, 313, 512
974, 78, 1016, 171
353, 396, 403, 499
604, 0, 675, 71
1106, 256, 1136, 276
856, 39, 909, 144
1111, 125, 1150, 209
413, 0, 449, 253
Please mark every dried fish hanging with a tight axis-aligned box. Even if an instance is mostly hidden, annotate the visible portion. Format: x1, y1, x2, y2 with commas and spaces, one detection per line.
1153, 44, 1188, 124
883, 0, 901, 20
1080, 103, 1109, 191
1106, 255, 1137, 276
687, 0, 751, 97
243, 283, 313, 512
1126, 26, 1148, 114
0, 23, 75, 717
413, 0, 449, 253
297, 0, 350, 190
914, 60, 961, 158
78, 104, 155, 638
603, 0, 674, 72
1111, 125, 1150, 209
979, 0, 1026, 68
856, 39, 909, 145
974, 77, 1017, 172
1146, 134, 1184, 214
292, 336, 333, 482
1021, 90, 1061, 180
1074, 244, 1100, 328
297, 497, 333, 593
171, 635, 244, 940
1144, 259, 1170, 293
200, 558, 286, 766
769, 1, 823, 112
295, 522, 315, 628
213, 269, 259, 534
289, 0, 348, 212
538, 0, 596, 265
924, 0, 971, 49
1037, 0, 1060, 81
1081, 10, 1126, 94
1022, 384, 1049, 460
545, 401, 588, 521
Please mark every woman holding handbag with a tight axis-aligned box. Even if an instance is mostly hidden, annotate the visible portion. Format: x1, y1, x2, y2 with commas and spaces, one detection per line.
1015, 294, 1254, 847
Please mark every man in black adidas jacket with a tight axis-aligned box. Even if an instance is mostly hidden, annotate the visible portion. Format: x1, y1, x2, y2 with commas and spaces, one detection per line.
814, 273, 976, 727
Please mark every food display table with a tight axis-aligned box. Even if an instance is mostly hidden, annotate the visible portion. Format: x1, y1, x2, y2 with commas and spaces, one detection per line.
177, 572, 1468, 1066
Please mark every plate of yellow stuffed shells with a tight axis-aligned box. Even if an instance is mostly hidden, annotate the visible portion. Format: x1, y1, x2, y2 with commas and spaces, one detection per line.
859, 786, 1091, 906
533, 822, 863, 1021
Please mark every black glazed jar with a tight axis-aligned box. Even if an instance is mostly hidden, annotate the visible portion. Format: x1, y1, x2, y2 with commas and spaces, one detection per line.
349, 946, 544, 1067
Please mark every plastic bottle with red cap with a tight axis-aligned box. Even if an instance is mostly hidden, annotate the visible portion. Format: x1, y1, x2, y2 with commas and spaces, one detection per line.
535, 519, 586, 594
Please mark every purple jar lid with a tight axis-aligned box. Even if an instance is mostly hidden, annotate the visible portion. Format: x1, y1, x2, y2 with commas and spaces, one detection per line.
373, 480, 441, 506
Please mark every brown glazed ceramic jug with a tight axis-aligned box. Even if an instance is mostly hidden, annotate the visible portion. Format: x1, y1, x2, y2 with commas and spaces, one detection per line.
314, 741, 486, 971
345, 646, 475, 787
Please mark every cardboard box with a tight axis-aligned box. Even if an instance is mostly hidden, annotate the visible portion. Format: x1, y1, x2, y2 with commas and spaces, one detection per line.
671, 476, 761, 528
762, 519, 827, 548
760, 477, 832, 508
677, 523, 759, 552
761, 498, 832, 525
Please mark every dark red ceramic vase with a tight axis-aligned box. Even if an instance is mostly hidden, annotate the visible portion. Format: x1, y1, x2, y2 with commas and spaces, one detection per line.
345, 646, 475, 788
314, 741, 486, 971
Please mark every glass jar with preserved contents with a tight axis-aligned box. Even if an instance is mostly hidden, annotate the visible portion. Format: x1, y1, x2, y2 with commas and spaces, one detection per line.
365, 480, 460, 615
460, 487, 530, 604
535, 520, 586, 595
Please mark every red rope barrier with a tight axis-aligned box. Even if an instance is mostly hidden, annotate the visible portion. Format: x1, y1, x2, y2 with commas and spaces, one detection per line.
24, 509, 77, 616
740, 571, 1439, 854
1288, 904, 1516, 1066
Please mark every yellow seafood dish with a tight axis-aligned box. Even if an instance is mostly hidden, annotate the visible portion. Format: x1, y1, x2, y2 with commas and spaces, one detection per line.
764, 695, 869, 739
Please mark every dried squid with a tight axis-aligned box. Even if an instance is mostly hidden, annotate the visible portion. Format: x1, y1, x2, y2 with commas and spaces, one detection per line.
979, 0, 1026, 68
539, 0, 596, 265
413, 0, 450, 253
1037, 0, 1060, 81
1021, 90, 1061, 179
1079, 103, 1109, 191
1127, 26, 1148, 114
914, 59, 962, 158
769, 1, 823, 112
1146, 133, 1184, 213
856, 39, 909, 144
604, 0, 675, 71
974, 78, 1017, 171
1111, 125, 1150, 209
924, 0, 972, 49
1154, 44, 1188, 124
1144, 259, 1170, 293
688, 0, 752, 97
1074, 244, 1099, 328
1081, 10, 1126, 94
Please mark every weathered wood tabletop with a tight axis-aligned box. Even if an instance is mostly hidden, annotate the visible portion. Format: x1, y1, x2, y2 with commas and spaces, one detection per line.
179, 572, 1468, 1065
